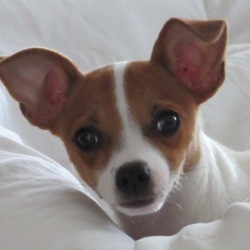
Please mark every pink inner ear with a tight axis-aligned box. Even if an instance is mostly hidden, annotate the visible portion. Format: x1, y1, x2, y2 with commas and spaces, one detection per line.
27, 70, 70, 128
44, 71, 68, 107
175, 42, 203, 89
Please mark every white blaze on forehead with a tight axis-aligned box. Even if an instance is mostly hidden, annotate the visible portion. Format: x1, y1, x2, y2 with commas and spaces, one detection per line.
113, 61, 136, 145
112, 62, 128, 125
112, 61, 156, 155
111, 61, 167, 165
113, 61, 146, 149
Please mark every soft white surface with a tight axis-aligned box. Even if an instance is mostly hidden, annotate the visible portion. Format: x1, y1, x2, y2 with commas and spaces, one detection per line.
1, 127, 250, 250
0, 0, 250, 249
0, 127, 134, 250
135, 199, 250, 250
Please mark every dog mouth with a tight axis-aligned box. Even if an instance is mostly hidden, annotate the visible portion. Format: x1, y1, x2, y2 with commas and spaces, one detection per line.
119, 196, 158, 208
115, 193, 166, 216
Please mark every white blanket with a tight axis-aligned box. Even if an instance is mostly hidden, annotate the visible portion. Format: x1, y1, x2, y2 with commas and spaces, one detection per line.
1, 127, 250, 250
0, 127, 134, 250
0, 0, 250, 249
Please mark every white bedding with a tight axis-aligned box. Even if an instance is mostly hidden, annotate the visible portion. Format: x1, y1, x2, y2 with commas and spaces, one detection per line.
0, 0, 250, 249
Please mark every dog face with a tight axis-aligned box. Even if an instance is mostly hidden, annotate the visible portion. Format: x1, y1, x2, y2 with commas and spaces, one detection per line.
95, 61, 200, 215
0, 18, 227, 216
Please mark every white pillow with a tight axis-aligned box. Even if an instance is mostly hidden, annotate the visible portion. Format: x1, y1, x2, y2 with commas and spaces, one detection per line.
0, 126, 134, 250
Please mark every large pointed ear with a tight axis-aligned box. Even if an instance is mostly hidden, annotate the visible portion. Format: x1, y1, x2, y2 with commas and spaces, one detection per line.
0, 48, 78, 129
151, 18, 227, 103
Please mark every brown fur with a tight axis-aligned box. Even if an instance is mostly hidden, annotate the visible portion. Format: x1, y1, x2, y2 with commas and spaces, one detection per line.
53, 66, 123, 187
125, 61, 200, 173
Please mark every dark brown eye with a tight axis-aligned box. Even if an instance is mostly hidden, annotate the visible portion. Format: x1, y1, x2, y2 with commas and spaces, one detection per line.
155, 111, 180, 136
73, 128, 101, 151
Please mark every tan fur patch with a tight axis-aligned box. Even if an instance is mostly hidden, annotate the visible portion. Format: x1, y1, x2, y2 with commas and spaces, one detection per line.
124, 61, 200, 173
53, 66, 122, 187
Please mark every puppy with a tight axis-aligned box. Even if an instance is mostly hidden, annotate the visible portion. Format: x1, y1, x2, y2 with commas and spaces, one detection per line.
1, 18, 250, 239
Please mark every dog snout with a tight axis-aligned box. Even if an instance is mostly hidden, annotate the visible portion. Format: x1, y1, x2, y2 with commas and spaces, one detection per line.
115, 161, 151, 194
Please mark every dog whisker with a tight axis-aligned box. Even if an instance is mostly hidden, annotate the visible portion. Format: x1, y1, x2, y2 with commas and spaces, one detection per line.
169, 174, 183, 193
182, 172, 202, 192
185, 165, 210, 173
165, 199, 183, 211
126, 216, 136, 229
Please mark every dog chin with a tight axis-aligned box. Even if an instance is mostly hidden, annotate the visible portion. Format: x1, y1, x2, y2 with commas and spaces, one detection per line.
114, 195, 166, 216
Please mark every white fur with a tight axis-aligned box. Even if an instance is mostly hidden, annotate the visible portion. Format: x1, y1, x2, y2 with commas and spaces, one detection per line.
119, 131, 250, 238
97, 62, 250, 238
97, 62, 174, 216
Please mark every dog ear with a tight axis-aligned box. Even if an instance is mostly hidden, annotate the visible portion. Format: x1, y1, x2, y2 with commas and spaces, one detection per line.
151, 18, 227, 103
0, 48, 78, 129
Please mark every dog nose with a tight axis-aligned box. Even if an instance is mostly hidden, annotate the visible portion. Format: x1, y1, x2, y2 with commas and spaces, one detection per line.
115, 161, 151, 194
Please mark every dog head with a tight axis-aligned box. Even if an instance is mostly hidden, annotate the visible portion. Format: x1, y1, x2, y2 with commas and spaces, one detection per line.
0, 18, 227, 216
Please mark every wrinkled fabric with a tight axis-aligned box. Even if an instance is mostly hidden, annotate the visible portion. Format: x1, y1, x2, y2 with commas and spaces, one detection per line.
0, 0, 250, 249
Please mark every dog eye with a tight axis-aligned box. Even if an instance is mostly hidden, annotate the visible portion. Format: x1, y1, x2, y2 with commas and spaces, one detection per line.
73, 128, 101, 150
155, 111, 180, 136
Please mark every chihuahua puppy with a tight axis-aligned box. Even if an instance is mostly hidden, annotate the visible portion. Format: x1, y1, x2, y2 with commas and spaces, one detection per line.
0, 18, 250, 239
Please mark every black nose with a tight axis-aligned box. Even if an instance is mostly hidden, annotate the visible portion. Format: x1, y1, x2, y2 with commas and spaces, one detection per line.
115, 161, 151, 194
